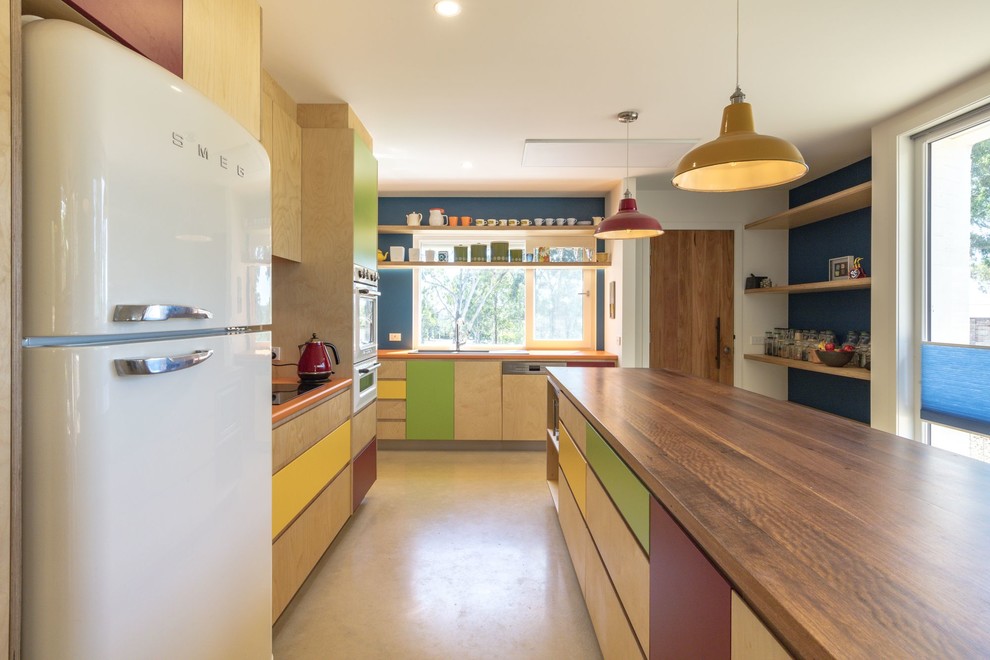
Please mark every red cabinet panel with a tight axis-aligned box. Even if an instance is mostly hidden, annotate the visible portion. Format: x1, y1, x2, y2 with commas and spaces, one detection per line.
650, 498, 730, 659
64, 0, 183, 76
352, 438, 377, 511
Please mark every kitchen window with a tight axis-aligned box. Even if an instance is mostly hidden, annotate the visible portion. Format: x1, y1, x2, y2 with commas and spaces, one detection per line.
413, 237, 596, 349
917, 107, 990, 462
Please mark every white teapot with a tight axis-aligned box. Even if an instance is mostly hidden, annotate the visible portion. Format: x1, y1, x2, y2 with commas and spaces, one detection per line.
406, 212, 423, 226
428, 208, 448, 226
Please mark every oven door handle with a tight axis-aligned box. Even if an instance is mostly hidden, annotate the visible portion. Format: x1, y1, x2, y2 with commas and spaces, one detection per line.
356, 289, 382, 297
358, 362, 383, 374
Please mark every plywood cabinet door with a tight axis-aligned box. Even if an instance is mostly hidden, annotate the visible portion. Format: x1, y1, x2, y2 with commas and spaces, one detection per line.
60, 0, 183, 75
183, 0, 262, 139
501, 374, 548, 440
406, 360, 454, 440
454, 361, 502, 440
353, 134, 378, 270
261, 80, 302, 262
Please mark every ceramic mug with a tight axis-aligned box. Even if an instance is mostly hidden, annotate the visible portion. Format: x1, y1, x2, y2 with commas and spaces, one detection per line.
508, 219, 519, 226
498, 219, 508, 226
475, 218, 486, 226
449, 216, 460, 226
592, 216, 604, 225
487, 219, 499, 226
567, 217, 577, 226
520, 219, 532, 226
534, 218, 545, 226
461, 216, 473, 226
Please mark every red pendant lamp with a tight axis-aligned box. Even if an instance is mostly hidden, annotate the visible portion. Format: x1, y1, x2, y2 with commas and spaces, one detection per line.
595, 111, 664, 240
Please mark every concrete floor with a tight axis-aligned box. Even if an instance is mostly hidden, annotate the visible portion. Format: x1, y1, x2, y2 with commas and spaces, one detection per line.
272, 449, 602, 659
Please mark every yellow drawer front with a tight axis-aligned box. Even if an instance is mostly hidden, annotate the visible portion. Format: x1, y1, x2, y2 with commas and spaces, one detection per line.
272, 420, 351, 539
378, 380, 407, 400
559, 424, 588, 517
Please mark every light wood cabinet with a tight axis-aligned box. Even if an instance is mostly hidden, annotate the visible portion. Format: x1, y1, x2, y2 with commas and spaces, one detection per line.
272, 389, 350, 473
182, 0, 261, 139
559, 393, 587, 454
587, 472, 650, 651
352, 401, 376, 457
558, 472, 590, 598
261, 72, 301, 262
731, 592, 792, 660
273, 465, 351, 622
585, 534, 646, 659
558, 424, 587, 516
502, 374, 548, 440
454, 361, 502, 440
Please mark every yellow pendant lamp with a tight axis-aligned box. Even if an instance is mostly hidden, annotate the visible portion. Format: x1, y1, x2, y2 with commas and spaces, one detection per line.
672, 1, 807, 192
595, 111, 664, 240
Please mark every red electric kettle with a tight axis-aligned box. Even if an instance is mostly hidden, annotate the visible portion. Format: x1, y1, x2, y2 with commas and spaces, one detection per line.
297, 333, 340, 382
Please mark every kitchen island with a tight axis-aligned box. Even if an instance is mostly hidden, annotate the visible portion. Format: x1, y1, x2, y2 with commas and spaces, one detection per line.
547, 367, 990, 659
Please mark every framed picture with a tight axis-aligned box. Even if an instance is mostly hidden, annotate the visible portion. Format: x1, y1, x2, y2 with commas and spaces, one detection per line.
829, 256, 854, 281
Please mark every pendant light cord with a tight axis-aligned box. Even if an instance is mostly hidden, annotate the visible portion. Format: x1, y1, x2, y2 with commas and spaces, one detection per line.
735, 0, 740, 90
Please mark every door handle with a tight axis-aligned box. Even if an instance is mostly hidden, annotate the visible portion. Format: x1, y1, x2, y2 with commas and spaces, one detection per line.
715, 317, 721, 369
113, 304, 213, 322
358, 363, 383, 374
114, 349, 213, 376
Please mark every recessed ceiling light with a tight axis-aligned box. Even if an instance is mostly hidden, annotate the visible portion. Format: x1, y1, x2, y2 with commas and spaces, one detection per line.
462, 161, 473, 169
434, 1, 461, 17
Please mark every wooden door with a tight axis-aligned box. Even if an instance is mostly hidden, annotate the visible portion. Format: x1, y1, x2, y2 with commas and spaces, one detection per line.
649, 231, 733, 385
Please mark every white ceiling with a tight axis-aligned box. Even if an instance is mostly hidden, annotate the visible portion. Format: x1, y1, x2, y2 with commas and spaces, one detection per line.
258, 0, 990, 195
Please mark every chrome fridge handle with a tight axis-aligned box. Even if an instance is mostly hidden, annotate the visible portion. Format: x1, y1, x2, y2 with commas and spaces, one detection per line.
114, 350, 213, 376
113, 304, 214, 322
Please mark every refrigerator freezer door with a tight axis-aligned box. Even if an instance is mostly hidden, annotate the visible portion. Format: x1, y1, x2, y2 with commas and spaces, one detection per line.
22, 19, 271, 339
22, 332, 272, 659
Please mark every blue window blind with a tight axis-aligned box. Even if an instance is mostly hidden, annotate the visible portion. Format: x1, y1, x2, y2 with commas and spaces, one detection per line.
921, 343, 990, 436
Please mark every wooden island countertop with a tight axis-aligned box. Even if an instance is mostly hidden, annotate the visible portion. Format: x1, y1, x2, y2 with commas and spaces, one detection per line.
547, 367, 990, 659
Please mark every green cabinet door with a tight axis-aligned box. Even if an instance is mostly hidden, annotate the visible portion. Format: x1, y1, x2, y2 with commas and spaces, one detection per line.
353, 134, 378, 270
587, 423, 650, 553
406, 361, 454, 439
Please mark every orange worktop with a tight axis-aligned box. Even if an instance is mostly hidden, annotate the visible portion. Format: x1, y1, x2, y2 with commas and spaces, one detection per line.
378, 349, 617, 362
272, 377, 352, 426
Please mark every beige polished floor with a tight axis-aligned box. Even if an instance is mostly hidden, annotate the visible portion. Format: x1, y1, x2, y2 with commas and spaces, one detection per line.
272, 449, 602, 659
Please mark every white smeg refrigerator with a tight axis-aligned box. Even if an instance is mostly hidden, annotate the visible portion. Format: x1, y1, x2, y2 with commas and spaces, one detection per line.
21, 19, 272, 659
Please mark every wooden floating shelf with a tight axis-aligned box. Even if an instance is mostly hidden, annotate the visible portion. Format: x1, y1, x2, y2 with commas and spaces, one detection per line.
379, 260, 610, 269
378, 225, 599, 237
745, 181, 872, 231
745, 277, 871, 294
744, 354, 871, 381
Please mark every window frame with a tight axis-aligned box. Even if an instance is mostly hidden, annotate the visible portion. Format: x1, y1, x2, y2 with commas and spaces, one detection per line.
915, 104, 990, 448
411, 235, 597, 349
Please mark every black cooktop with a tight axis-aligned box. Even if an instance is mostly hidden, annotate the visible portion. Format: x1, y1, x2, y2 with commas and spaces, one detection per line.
272, 381, 329, 406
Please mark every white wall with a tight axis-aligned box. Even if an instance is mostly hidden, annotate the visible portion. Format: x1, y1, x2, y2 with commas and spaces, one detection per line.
872, 66, 990, 436
626, 185, 789, 398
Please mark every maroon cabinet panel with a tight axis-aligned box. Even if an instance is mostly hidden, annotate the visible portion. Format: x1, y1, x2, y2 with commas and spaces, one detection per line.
352, 438, 377, 512
650, 498, 730, 659
64, 0, 183, 76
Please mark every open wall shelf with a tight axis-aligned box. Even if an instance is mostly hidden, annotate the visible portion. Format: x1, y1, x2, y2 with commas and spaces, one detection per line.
745, 277, 871, 294
744, 354, 871, 381
379, 260, 610, 270
745, 181, 872, 231
378, 225, 598, 238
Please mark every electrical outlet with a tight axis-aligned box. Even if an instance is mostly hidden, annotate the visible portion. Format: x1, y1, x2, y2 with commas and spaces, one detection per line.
271, 346, 281, 361
751, 336, 764, 346
389, 332, 401, 341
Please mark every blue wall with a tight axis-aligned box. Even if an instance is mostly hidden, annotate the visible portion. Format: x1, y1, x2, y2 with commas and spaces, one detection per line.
787, 158, 871, 424
378, 197, 606, 350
